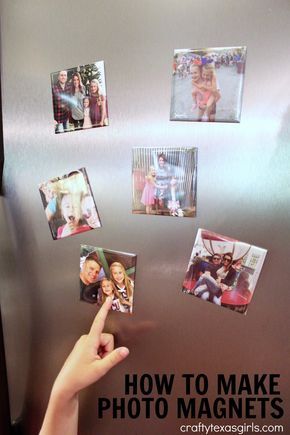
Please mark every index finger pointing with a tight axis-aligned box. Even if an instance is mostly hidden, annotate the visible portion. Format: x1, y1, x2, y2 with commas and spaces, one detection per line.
88, 297, 112, 339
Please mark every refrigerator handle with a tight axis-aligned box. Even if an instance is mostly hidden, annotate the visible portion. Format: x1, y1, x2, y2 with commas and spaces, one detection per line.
0, 73, 4, 194
0, 307, 12, 435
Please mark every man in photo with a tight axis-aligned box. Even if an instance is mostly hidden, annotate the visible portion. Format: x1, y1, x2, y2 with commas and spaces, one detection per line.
80, 254, 102, 304
52, 70, 71, 133
183, 253, 221, 292
193, 253, 237, 305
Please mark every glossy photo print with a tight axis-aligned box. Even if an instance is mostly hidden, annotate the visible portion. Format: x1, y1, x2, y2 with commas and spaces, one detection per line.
79, 245, 137, 314
51, 60, 108, 134
170, 46, 246, 123
39, 168, 101, 240
182, 229, 267, 314
132, 147, 197, 217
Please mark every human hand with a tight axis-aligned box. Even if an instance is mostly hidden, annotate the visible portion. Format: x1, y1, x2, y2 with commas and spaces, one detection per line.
221, 283, 231, 292
39, 298, 129, 435
51, 298, 129, 401
120, 299, 132, 307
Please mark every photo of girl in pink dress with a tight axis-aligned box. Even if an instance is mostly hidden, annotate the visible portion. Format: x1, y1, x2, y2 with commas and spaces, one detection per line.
140, 166, 157, 214
132, 147, 197, 218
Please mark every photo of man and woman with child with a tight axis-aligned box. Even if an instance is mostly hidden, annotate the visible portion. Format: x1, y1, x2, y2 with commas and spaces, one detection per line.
182, 229, 267, 314
170, 46, 246, 123
132, 147, 197, 218
51, 61, 108, 134
39, 168, 101, 240
79, 245, 136, 314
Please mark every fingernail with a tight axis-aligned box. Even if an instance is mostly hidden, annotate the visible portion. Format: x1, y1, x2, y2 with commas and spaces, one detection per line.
118, 347, 129, 357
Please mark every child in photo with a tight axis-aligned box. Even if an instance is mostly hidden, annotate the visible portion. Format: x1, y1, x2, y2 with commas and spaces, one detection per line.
89, 79, 107, 127
168, 176, 183, 217
57, 193, 91, 239
192, 64, 221, 121
83, 97, 92, 129
39, 181, 58, 222
109, 262, 134, 313
40, 168, 100, 240
81, 193, 100, 228
140, 166, 157, 214
100, 278, 126, 312
191, 65, 204, 112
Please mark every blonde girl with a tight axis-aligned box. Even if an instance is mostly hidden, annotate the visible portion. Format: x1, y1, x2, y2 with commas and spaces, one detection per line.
39, 181, 58, 222
57, 192, 91, 239
191, 64, 203, 111
89, 79, 107, 127
82, 97, 92, 129
140, 166, 157, 214
109, 262, 134, 313
100, 278, 125, 312
193, 64, 221, 121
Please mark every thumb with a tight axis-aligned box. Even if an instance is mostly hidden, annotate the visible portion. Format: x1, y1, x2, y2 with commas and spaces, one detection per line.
97, 347, 130, 377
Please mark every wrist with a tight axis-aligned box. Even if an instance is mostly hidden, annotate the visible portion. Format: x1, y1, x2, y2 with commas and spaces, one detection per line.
40, 386, 79, 435
51, 380, 79, 404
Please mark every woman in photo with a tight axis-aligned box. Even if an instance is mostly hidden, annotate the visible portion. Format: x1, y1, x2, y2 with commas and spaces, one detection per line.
109, 262, 134, 313
70, 72, 85, 129
154, 153, 171, 213
89, 79, 107, 127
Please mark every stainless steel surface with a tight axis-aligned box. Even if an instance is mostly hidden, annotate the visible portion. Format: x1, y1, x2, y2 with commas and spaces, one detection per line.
1, 0, 290, 433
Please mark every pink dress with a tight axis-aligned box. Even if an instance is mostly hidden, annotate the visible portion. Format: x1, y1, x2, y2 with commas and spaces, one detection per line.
83, 107, 92, 129
193, 83, 211, 108
141, 179, 155, 206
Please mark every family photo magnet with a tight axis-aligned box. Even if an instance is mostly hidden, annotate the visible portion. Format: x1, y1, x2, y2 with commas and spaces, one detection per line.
80, 245, 137, 314
51, 60, 108, 134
